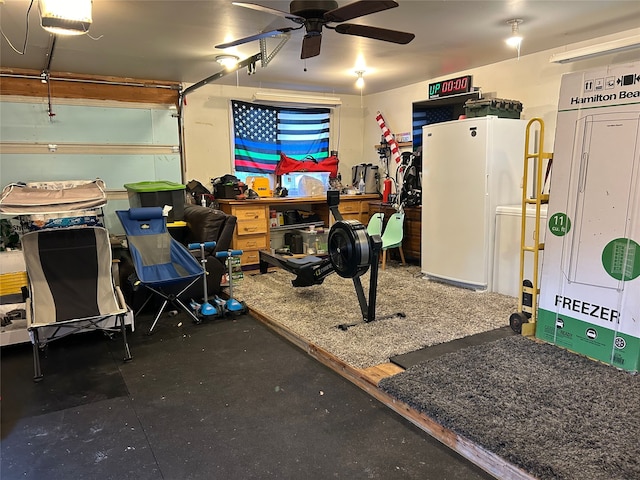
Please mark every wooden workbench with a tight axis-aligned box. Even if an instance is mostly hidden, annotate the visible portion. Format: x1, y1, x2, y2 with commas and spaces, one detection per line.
217, 194, 379, 267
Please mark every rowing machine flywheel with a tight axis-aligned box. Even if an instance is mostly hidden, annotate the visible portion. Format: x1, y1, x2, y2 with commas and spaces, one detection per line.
328, 220, 371, 279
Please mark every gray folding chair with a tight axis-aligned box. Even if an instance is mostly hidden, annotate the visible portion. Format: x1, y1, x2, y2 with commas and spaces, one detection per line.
22, 226, 132, 381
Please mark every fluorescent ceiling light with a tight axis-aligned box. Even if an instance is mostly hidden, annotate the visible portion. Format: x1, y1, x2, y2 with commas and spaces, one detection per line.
39, 0, 92, 36
252, 92, 342, 106
549, 35, 640, 64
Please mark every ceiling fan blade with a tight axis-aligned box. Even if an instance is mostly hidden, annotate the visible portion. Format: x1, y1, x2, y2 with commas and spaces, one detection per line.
215, 27, 295, 49
300, 34, 322, 59
324, 0, 398, 23
232, 2, 304, 22
334, 23, 415, 44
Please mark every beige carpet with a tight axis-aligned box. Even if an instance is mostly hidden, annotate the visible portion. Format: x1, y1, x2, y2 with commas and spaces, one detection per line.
235, 263, 518, 369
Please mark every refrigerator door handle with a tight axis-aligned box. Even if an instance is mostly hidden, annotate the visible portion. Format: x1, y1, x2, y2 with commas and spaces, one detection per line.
578, 152, 589, 193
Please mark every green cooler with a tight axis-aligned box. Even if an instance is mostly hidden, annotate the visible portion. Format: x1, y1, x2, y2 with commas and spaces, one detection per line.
124, 180, 186, 222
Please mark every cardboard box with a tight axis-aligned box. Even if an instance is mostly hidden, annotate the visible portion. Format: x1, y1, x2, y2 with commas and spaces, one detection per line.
536, 62, 640, 373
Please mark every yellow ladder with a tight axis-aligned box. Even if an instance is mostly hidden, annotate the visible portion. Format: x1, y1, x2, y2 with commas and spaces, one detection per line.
510, 118, 552, 336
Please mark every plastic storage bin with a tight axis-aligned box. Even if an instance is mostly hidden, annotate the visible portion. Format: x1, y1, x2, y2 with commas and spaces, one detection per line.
299, 228, 328, 255
464, 98, 523, 119
124, 180, 186, 222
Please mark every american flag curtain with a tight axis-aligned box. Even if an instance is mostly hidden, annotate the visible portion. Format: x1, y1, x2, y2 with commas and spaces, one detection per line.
232, 100, 330, 174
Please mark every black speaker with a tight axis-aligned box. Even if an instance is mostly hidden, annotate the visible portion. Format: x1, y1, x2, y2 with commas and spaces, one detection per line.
284, 233, 303, 254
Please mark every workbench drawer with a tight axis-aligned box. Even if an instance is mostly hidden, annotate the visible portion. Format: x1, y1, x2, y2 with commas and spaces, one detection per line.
340, 213, 362, 222
240, 250, 261, 266
236, 219, 267, 236
234, 206, 267, 221
339, 201, 362, 214
235, 235, 268, 251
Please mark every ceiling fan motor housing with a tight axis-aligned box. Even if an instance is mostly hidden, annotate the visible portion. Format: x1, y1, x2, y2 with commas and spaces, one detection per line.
328, 220, 372, 279
219, 0, 412, 59
290, 0, 339, 18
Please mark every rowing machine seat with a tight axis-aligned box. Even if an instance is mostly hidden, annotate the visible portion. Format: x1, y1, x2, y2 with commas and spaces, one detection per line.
285, 256, 324, 267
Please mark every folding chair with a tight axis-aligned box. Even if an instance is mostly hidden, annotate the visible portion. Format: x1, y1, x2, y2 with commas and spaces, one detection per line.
366, 212, 385, 237
116, 207, 205, 333
22, 226, 132, 381
380, 212, 406, 270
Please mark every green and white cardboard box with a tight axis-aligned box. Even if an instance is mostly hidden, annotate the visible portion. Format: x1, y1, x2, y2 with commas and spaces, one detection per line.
537, 62, 640, 373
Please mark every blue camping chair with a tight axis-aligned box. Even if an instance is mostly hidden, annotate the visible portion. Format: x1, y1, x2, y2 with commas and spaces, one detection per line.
117, 207, 205, 333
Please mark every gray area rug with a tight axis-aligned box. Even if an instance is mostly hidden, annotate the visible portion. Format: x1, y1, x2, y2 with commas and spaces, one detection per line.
236, 263, 517, 369
379, 335, 640, 480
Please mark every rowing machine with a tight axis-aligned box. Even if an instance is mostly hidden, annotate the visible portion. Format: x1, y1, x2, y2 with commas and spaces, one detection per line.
260, 191, 404, 328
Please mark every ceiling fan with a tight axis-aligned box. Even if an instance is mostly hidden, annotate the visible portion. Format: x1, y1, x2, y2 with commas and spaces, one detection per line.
215, 0, 415, 59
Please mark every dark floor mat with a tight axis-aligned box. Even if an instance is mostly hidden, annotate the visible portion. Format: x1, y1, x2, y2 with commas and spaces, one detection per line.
381, 335, 640, 480
2, 313, 494, 480
1, 332, 130, 433
390, 326, 515, 369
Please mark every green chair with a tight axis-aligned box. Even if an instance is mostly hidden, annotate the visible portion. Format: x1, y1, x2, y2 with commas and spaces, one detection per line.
380, 212, 406, 270
366, 212, 385, 237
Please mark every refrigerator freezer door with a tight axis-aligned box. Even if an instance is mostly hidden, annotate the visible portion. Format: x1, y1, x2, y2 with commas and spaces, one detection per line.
422, 119, 489, 287
563, 112, 640, 290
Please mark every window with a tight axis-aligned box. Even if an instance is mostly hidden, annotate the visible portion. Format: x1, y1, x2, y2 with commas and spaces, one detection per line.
231, 100, 330, 176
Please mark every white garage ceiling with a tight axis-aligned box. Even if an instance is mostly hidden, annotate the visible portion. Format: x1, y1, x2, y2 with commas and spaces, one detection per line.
1, 0, 639, 94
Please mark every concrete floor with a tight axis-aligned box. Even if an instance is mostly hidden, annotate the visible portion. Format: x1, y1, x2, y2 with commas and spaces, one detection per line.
1, 312, 494, 479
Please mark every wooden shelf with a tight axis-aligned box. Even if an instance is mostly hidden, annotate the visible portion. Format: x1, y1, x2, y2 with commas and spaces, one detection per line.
270, 221, 325, 232
374, 142, 413, 149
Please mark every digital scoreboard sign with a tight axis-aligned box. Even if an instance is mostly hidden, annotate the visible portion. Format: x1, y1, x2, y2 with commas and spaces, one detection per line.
428, 75, 473, 99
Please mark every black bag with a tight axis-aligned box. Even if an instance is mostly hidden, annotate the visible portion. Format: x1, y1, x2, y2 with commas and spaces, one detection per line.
212, 174, 246, 199
213, 174, 240, 185
284, 210, 301, 225
186, 179, 211, 196
398, 151, 422, 207
186, 180, 212, 205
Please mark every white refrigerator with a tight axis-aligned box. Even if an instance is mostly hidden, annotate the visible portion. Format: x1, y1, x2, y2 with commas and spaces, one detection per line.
421, 116, 527, 290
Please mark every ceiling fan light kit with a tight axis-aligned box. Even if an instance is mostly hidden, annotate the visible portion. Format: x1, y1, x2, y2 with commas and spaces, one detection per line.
38, 0, 92, 36
217, 0, 414, 59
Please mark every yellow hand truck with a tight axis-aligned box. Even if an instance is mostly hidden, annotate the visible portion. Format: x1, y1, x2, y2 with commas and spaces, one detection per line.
509, 118, 552, 335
